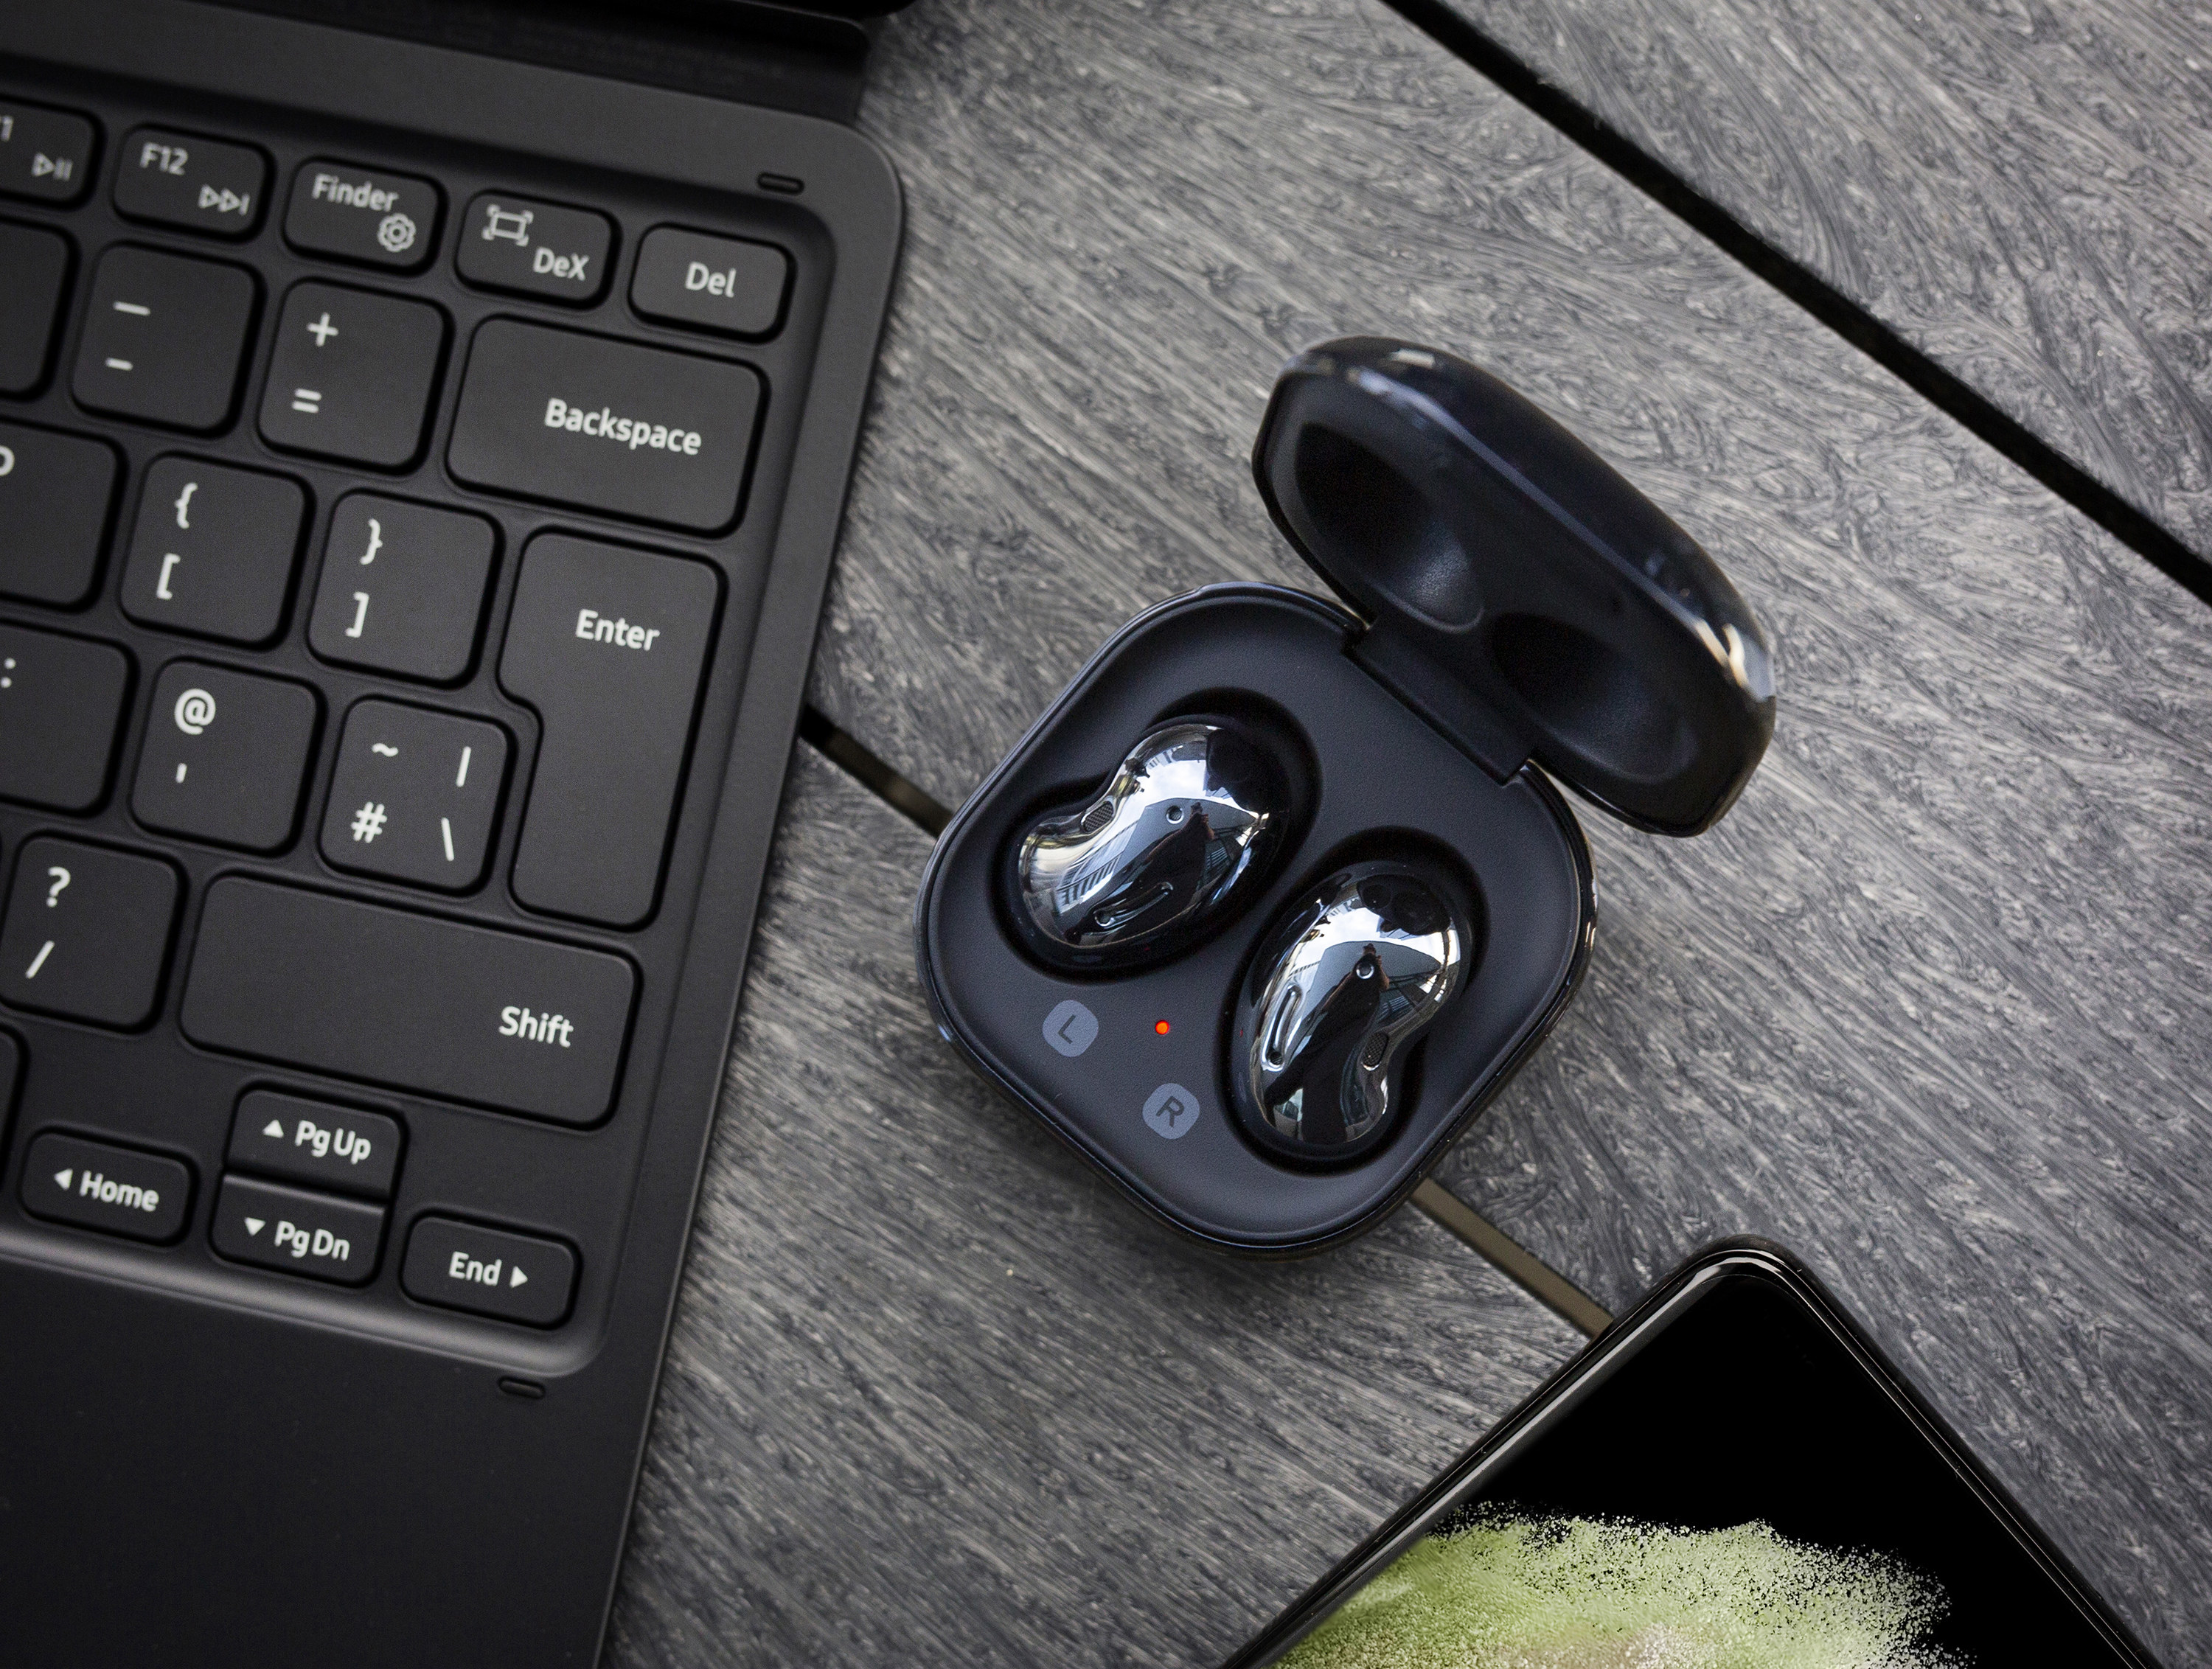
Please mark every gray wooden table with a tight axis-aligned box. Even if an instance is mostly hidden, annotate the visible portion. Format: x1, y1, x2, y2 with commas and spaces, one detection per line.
611, 1, 2212, 1662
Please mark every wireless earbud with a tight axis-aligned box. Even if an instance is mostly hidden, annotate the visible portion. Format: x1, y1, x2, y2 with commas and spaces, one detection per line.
1011, 717, 1290, 972
1231, 860, 1467, 1165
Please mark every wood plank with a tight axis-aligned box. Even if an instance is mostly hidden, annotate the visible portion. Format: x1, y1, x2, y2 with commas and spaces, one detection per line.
1425, 0, 2212, 562
805, 0, 2212, 1657
607, 746, 1582, 1667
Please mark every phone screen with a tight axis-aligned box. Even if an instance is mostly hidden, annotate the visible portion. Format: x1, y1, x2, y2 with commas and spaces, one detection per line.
1243, 1254, 2146, 1668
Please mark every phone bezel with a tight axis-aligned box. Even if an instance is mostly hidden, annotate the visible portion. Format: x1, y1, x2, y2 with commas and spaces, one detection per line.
1222, 1236, 2159, 1668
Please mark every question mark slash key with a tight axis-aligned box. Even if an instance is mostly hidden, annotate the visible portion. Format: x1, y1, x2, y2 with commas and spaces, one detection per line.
0, 837, 180, 1028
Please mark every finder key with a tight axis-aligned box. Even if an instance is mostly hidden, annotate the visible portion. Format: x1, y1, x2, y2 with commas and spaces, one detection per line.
501, 534, 718, 925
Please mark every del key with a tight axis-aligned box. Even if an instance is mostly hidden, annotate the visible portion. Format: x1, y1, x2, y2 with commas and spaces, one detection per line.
501, 534, 718, 926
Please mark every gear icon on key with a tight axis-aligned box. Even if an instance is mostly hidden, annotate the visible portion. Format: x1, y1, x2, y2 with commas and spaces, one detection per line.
377, 212, 418, 254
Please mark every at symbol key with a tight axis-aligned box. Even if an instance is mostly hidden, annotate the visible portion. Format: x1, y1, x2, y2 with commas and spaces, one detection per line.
320, 700, 508, 891
133, 662, 318, 851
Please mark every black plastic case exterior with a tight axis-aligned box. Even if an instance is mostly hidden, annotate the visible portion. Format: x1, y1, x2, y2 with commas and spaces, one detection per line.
917, 340, 1773, 1255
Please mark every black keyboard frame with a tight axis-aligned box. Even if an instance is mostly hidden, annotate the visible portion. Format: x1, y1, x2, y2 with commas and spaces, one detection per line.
0, 2, 899, 1661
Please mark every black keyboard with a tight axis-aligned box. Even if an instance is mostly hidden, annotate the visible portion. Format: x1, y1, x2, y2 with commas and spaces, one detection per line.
0, 3, 900, 1656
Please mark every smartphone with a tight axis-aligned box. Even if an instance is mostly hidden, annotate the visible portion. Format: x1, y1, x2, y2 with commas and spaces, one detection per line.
1227, 1238, 2158, 1668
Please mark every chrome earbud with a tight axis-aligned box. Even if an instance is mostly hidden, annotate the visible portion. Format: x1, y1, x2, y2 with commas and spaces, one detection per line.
1012, 718, 1288, 972
1231, 861, 1466, 1164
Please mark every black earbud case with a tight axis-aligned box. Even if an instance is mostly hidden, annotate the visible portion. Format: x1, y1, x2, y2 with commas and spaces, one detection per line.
915, 338, 1774, 1255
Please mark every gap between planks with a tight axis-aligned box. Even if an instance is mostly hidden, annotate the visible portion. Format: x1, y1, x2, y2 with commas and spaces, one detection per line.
1381, 0, 2212, 613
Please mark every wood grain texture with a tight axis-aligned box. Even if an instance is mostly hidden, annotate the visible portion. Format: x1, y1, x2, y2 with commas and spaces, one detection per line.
606, 746, 1582, 1668
804, 0, 2212, 1658
1429, 0, 2212, 561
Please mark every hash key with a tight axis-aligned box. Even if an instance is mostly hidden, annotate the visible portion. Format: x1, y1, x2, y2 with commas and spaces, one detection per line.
307, 493, 494, 683
259, 282, 446, 468
321, 700, 507, 891
0, 837, 180, 1029
133, 662, 319, 851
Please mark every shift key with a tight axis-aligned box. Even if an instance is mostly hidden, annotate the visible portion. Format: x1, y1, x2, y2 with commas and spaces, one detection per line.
181, 879, 635, 1125
501, 534, 719, 927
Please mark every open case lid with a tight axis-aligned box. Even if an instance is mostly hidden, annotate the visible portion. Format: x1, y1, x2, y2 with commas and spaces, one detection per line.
1253, 338, 1775, 836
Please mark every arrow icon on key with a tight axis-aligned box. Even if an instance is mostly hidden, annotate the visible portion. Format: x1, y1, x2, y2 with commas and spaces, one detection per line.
54, 1169, 72, 1191
262, 1120, 285, 1138
244, 1217, 266, 1236
510, 1266, 528, 1289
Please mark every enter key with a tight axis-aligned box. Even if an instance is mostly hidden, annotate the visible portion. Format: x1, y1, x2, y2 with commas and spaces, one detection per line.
499, 533, 720, 927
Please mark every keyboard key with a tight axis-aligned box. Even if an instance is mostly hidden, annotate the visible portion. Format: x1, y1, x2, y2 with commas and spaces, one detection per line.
403, 1216, 576, 1327
0, 837, 179, 1028
320, 700, 507, 891
306, 493, 493, 682
180, 879, 636, 1125
285, 158, 441, 271
120, 457, 306, 643
0, 624, 131, 812
630, 226, 790, 340
21, 1132, 192, 1244
456, 191, 613, 304
133, 662, 318, 851
230, 1090, 402, 1199
257, 282, 446, 467
447, 319, 762, 530
0, 101, 96, 205
113, 126, 268, 238
501, 534, 718, 925
72, 245, 256, 431
0, 221, 70, 394
0, 422, 119, 606
210, 1174, 383, 1285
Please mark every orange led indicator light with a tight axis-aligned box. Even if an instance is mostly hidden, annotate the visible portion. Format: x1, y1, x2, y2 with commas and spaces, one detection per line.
1154, 1020, 1172, 1036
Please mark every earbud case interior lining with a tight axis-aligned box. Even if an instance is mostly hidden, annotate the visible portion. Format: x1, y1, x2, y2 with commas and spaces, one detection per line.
915, 585, 1594, 1254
